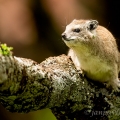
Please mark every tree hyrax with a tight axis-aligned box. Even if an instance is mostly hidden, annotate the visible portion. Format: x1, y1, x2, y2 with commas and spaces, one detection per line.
62, 19, 120, 91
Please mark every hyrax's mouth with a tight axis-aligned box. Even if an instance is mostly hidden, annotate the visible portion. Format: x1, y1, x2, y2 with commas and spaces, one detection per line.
62, 38, 71, 41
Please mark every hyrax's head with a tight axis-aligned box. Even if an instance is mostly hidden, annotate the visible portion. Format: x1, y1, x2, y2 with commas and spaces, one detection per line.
62, 19, 98, 48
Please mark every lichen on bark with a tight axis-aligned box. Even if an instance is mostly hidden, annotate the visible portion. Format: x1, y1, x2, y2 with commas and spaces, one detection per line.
0, 53, 120, 120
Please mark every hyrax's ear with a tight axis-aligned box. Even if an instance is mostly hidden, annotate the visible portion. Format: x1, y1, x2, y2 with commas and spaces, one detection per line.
72, 19, 77, 22
87, 20, 98, 31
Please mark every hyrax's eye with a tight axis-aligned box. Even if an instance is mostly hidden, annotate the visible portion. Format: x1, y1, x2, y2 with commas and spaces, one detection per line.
73, 28, 80, 33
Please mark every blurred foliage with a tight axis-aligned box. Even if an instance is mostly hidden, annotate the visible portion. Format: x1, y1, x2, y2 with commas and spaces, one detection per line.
32, 109, 56, 120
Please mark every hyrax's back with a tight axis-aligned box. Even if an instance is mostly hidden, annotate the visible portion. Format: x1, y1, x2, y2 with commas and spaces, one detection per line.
95, 25, 119, 63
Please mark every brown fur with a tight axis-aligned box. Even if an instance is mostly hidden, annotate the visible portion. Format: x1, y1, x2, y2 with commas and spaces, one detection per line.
62, 19, 120, 91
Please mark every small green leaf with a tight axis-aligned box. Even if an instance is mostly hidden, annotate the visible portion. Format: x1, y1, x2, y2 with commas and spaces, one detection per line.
0, 43, 13, 56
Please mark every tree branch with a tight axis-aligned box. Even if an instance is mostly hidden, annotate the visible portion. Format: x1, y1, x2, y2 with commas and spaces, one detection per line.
0, 54, 120, 120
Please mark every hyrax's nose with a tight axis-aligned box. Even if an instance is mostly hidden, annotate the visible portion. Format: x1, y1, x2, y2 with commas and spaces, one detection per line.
61, 33, 66, 39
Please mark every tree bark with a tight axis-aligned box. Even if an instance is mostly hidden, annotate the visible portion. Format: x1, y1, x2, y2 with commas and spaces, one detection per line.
0, 54, 120, 120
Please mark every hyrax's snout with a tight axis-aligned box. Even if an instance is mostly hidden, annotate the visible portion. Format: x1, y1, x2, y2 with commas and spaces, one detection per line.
61, 33, 66, 40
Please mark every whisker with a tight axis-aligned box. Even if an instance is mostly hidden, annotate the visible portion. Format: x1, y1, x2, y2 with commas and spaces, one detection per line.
65, 16, 68, 26
107, 22, 110, 29
62, 26, 65, 28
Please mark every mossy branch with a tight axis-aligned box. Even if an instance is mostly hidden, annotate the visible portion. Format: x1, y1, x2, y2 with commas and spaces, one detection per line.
0, 44, 120, 120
